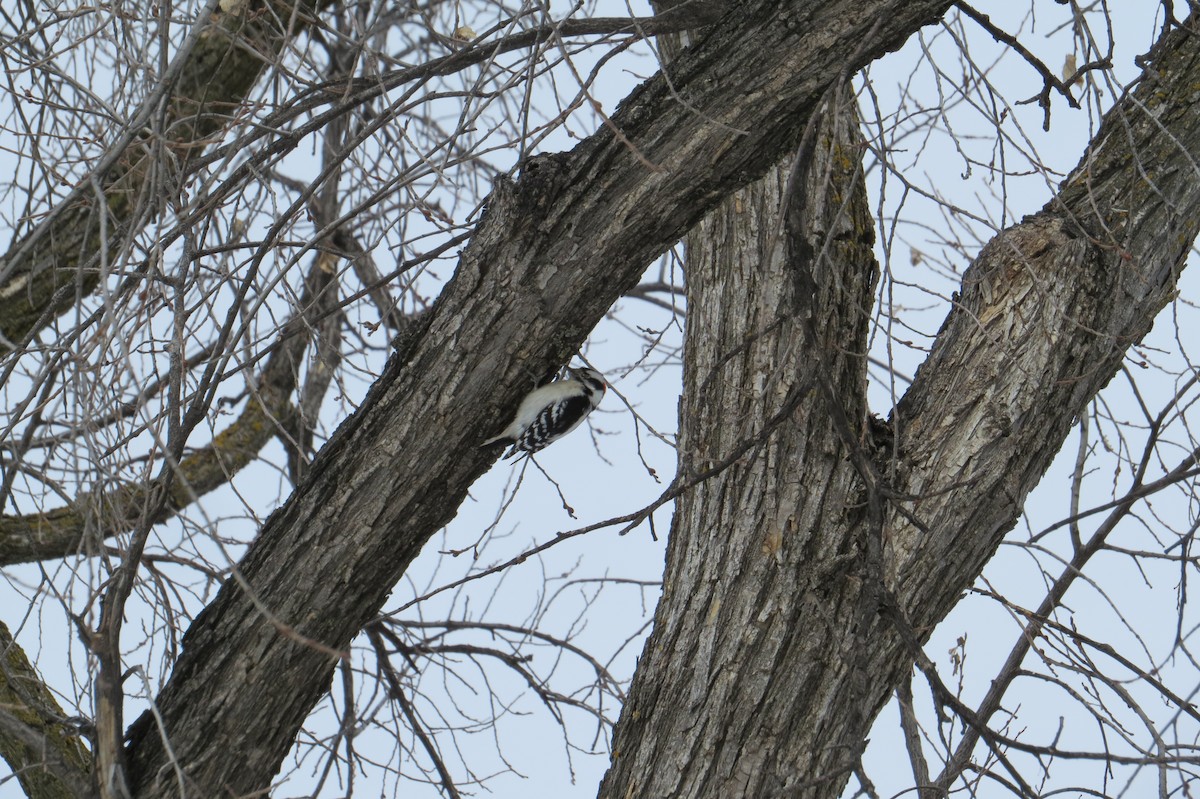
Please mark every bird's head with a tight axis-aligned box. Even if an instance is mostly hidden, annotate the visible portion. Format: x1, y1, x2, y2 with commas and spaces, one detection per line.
568, 366, 607, 396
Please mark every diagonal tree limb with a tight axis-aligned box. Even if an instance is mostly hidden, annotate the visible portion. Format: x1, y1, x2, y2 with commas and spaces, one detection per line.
119, 1, 958, 795
0, 259, 337, 567
0, 0, 337, 354
887, 12, 1200, 629
0, 620, 92, 799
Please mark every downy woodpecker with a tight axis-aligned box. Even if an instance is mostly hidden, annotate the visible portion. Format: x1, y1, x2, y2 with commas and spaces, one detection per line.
483, 366, 606, 458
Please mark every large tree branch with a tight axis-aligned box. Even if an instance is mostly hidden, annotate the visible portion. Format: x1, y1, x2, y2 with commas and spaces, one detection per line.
0, 260, 338, 567
0, 620, 92, 799
877, 14, 1200, 788
598, 11, 1200, 799
889, 13, 1200, 639
0, 0, 334, 354
120, 0, 955, 795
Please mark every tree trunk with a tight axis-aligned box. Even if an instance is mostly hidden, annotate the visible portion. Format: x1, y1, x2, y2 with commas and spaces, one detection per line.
598, 13, 1200, 799
600, 85, 887, 799
119, 1, 954, 795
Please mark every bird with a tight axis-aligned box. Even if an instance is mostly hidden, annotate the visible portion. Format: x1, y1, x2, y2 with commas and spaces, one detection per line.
482, 366, 607, 459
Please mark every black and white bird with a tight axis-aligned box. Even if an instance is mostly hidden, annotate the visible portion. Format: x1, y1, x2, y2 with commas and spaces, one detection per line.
483, 366, 607, 459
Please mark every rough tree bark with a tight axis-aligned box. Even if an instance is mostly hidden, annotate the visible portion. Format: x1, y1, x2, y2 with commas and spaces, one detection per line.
0, 621, 92, 798
599, 84, 887, 798
114, 1, 954, 796
6, 2, 1192, 798
598, 12, 1200, 799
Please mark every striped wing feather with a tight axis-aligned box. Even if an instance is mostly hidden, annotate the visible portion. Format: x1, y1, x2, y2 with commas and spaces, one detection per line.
507, 394, 594, 458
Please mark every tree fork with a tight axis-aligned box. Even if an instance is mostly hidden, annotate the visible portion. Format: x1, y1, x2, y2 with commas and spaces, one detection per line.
119, 1, 957, 795
601, 12, 1200, 799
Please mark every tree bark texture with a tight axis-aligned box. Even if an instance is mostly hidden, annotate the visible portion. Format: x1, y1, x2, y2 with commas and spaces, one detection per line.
0, 621, 92, 799
598, 14, 1200, 799
118, 1, 955, 795
600, 88, 885, 799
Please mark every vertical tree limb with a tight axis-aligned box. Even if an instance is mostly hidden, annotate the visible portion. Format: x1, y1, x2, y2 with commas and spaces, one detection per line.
599, 86, 883, 799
